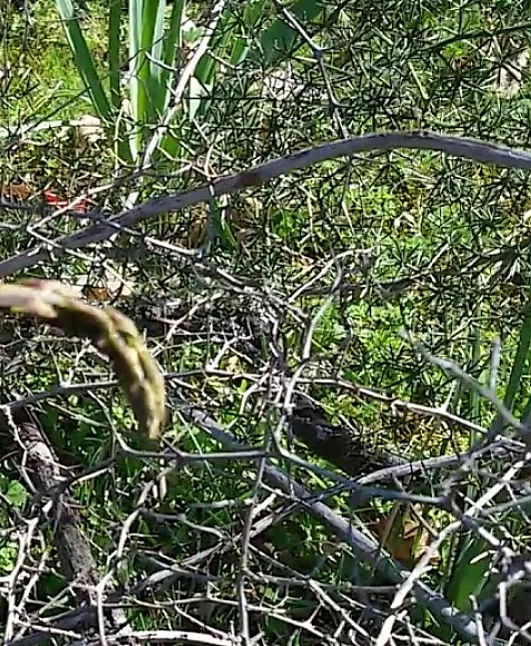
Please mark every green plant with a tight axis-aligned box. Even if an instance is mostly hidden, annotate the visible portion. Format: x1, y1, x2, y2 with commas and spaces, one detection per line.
439, 295, 531, 632
53, 0, 328, 165
55, 0, 186, 162
0, 279, 166, 441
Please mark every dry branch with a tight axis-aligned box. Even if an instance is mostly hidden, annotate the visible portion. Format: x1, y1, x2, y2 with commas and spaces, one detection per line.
186, 407, 481, 644
1, 130, 531, 279
0, 406, 128, 643
0, 407, 100, 594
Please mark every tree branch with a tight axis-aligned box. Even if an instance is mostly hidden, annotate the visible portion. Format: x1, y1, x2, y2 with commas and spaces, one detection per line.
2, 130, 531, 279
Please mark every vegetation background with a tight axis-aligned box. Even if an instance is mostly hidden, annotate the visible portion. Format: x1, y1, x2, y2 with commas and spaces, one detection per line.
1, 0, 531, 644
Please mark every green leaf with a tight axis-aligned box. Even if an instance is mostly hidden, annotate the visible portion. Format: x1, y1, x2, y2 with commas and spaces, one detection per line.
6, 481, 28, 508
0, 543, 18, 575
128, 0, 147, 158
504, 298, 531, 412
55, 0, 111, 120
159, 0, 185, 114
493, 296, 531, 430
191, 7, 235, 119
146, 0, 167, 113
108, 0, 134, 162
212, 206, 238, 249
243, 0, 269, 27
229, 37, 249, 66
108, 0, 122, 110
227, 0, 266, 66
128, 0, 188, 159
445, 532, 491, 613
188, 75, 210, 121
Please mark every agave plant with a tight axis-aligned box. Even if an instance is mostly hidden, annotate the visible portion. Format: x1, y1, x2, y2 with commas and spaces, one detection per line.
54, 0, 325, 164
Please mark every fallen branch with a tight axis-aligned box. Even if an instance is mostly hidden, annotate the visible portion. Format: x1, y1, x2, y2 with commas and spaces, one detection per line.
186, 408, 481, 644
0, 406, 128, 643
2, 130, 531, 278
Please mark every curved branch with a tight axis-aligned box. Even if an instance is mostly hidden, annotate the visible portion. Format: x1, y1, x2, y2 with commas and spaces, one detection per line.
0, 280, 166, 441
1, 130, 531, 278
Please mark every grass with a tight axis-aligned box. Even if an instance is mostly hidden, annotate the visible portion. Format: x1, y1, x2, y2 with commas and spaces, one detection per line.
1, 2, 107, 123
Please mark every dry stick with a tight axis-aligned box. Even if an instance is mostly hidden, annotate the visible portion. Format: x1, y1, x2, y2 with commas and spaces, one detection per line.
2, 130, 531, 279
187, 409, 480, 644
0, 406, 129, 642
93, 631, 235, 645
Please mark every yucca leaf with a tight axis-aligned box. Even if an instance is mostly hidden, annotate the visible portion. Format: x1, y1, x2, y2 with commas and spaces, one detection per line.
139, 0, 160, 121
108, 0, 122, 110
492, 296, 531, 433
243, 0, 269, 26
157, 0, 186, 155
55, 0, 111, 120
229, 37, 249, 66
445, 532, 491, 613
229, 0, 267, 65
129, 0, 166, 154
504, 298, 531, 411
521, 394, 531, 423
187, 75, 207, 121
192, 8, 234, 119
468, 317, 483, 445
128, 0, 145, 158
158, 0, 185, 115
515, 298, 531, 425
108, 0, 134, 162
147, 0, 167, 113
212, 204, 238, 249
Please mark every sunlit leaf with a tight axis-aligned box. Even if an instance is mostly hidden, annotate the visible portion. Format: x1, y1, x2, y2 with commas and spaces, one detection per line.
55, 0, 111, 120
